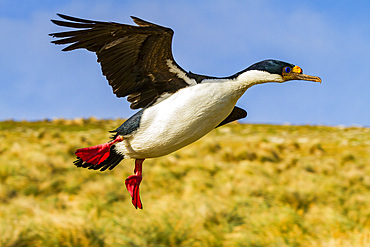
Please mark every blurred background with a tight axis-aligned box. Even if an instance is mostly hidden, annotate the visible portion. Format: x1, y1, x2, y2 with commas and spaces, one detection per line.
1, 0, 369, 126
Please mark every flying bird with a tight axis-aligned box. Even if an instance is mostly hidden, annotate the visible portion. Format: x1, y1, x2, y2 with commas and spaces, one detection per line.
50, 14, 321, 209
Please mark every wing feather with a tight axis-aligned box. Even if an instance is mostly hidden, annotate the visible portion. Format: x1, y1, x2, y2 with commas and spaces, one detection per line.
216, 106, 247, 128
50, 14, 190, 109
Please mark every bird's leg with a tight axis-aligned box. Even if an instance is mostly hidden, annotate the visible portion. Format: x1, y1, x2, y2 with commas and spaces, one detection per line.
75, 135, 124, 165
125, 159, 145, 209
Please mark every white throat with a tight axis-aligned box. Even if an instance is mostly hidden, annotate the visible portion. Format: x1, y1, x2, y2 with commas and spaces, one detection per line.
234, 70, 284, 89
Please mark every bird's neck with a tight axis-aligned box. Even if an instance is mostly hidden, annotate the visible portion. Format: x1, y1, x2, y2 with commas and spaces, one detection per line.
232, 70, 284, 90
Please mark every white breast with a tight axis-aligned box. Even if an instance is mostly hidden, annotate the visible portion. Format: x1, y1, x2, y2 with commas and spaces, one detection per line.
115, 80, 245, 159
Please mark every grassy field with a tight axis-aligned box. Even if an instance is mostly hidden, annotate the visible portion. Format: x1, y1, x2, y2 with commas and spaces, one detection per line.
0, 118, 369, 246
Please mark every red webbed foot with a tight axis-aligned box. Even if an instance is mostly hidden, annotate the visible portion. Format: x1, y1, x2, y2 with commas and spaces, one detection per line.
125, 174, 142, 209
75, 135, 123, 165
125, 159, 144, 209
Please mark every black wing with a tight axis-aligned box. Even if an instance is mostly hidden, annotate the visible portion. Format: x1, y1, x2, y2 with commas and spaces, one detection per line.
216, 106, 247, 128
49, 14, 192, 109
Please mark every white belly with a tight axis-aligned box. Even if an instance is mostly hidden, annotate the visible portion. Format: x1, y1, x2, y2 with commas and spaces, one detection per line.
115, 81, 244, 159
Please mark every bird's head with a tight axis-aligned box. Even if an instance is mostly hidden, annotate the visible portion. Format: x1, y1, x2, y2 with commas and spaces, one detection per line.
236, 59, 321, 87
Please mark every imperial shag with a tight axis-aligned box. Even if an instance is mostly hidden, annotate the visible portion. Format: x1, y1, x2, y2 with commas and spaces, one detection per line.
50, 14, 321, 209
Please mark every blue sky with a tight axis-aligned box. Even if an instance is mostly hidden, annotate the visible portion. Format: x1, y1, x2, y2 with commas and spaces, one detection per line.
1, 0, 369, 126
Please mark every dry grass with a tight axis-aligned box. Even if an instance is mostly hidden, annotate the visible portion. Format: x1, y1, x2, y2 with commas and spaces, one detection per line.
1, 119, 369, 246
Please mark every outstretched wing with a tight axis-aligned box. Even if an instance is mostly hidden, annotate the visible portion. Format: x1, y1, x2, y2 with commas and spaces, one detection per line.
50, 14, 195, 109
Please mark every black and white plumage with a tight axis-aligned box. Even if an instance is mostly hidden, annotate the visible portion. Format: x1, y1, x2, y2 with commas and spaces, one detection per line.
50, 14, 321, 209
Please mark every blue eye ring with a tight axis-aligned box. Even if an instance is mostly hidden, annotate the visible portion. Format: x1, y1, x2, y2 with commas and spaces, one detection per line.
284, 67, 291, 73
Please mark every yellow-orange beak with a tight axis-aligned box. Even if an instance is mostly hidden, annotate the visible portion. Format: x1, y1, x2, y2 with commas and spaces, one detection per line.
283, 66, 322, 83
